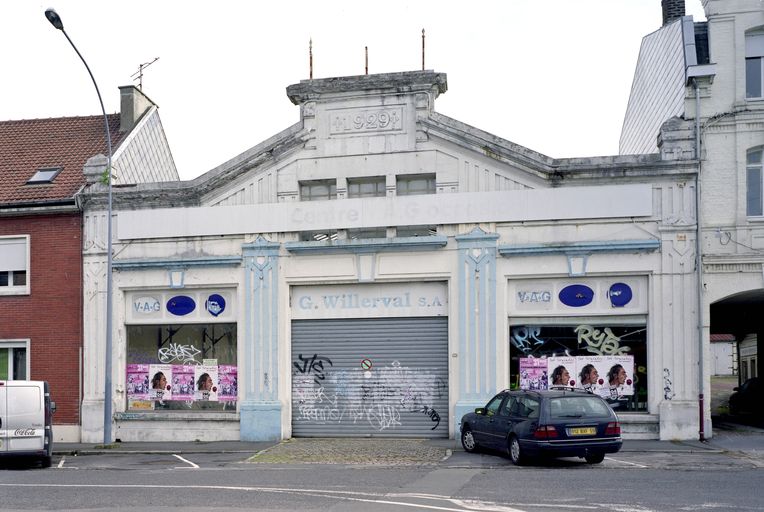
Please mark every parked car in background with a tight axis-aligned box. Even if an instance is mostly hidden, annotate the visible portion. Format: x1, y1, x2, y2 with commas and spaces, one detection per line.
728, 377, 762, 417
460, 388, 622, 465
0, 380, 56, 468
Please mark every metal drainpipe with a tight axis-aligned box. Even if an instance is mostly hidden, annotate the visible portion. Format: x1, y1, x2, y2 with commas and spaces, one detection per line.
694, 78, 706, 442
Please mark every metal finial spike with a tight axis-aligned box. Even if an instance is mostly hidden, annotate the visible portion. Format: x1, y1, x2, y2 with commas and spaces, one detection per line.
365, 46, 368, 75
309, 38, 313, 79
422, 28, 426, 71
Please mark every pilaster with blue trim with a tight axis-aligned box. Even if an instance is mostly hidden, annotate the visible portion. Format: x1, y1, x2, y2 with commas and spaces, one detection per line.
241, 236, 281, 441
454, 228, 500, 427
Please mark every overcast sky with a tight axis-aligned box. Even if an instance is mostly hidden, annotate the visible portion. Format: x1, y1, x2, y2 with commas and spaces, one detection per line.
2, 1, 706, 180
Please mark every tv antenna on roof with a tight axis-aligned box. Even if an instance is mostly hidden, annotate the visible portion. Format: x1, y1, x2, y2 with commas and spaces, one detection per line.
131, 57, 159, 90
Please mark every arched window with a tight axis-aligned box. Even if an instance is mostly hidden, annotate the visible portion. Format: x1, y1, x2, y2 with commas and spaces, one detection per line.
746, 29, 764, 99
747, 147, 764, 216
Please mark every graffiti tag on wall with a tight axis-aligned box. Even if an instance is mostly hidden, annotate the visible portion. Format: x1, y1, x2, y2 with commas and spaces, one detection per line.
292, 356, 444, 433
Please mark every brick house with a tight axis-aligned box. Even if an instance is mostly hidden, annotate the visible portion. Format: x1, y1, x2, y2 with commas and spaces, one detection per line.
0, 86, 178, 441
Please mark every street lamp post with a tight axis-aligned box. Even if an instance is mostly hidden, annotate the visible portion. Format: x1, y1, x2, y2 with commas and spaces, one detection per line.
45, 8, 114, 445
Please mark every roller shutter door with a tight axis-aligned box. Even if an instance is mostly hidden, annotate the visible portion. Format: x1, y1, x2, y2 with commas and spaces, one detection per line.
291, 317, 448, 437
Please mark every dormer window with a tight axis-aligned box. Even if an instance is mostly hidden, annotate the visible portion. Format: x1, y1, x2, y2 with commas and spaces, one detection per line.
27, 167, 62, 185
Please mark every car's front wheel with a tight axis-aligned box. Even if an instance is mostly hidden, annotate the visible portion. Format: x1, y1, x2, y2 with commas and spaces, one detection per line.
508, 435, 525, 465
584, 452, 605, 464
461, 427, 478, 453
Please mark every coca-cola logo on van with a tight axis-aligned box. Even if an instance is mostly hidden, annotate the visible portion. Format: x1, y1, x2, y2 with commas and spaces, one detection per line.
14, 428, 36, 437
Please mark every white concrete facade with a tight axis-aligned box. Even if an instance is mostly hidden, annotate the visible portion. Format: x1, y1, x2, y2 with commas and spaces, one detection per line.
621, 0, 764, 438
79, 71, 701, 443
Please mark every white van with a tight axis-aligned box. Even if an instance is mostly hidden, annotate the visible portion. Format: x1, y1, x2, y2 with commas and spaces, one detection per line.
0, 380, 55, 468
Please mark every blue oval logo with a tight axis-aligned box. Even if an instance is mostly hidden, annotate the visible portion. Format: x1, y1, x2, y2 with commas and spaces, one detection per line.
205, 294, 226, 317
167, 295, 196, 316
559, 284, 594, 307
608, 283, 632, 307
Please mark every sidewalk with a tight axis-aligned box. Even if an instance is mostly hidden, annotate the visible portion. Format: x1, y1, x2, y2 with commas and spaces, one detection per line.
53, 423, 764, 459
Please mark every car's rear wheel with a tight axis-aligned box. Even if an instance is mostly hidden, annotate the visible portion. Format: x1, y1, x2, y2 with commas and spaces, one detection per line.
461, 427, 478, 453
508, 435, 525, 465
40, 456, 52, 468
584, 452, 605, 464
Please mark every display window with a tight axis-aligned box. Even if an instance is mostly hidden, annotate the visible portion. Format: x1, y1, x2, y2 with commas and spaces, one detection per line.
126, 323, 237, 411
510, 323, 647, 412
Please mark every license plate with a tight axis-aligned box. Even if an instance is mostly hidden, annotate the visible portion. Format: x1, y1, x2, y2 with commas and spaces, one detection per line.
569, 427, 596, 436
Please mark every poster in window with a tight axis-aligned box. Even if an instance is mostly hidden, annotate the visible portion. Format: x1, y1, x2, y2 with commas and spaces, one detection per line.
171, 365, 195, 400
519, 358, 548, 390
597, 355, 634, 407
218, 365, 238, 401
547, 356, 576, 388
194, 365, 218, 401
126, 364, 149, 400
148, 364, 173, 401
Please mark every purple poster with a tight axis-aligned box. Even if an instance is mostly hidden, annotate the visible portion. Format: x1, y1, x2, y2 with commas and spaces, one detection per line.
218, 365, 238, 402
519, 358, 548, 390
126, 364, 149, 400
171, 365, 196, 400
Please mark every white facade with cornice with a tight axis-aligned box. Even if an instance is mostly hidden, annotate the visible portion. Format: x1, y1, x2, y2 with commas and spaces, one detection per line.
80, 70, 702, 443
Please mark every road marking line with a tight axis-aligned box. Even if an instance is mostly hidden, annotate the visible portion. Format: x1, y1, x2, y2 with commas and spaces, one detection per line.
172, 454, 199, 469
0, 484, 520, 511
57, 457, 65, 469
605, 456, 648, 468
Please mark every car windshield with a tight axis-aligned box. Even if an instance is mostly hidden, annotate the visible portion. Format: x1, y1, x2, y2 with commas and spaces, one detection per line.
549, 396, 611, 419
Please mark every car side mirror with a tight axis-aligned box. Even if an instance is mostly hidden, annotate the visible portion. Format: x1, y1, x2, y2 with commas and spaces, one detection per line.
474, 407, 485, 415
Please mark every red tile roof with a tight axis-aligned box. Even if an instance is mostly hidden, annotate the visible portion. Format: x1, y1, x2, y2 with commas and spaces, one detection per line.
0, 114, 124, 205
710, 334, 735, 343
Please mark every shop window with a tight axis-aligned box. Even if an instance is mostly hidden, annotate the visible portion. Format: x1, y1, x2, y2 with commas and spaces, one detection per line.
300, 179, 336, 201
125, 324, 237, 411
747, 147, 764, 216
396, 174, 436, 196
348, 176, 386, 198
0, 236, 29, 295
746, 30, 764, 99
0, 340, 28, 380
509, 323, 648, 412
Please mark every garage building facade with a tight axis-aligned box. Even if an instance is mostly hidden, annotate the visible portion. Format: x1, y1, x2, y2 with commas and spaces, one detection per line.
78, 71, 701, 442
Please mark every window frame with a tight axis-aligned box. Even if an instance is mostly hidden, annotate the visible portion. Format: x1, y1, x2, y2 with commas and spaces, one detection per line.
299, 179, 337, 202
746, 147, 764, 217
0, 339, 30, 380
0, 235, 30, 296
347, 176, 386, 198
746, 30, 764, 100
396, 174, 436, 196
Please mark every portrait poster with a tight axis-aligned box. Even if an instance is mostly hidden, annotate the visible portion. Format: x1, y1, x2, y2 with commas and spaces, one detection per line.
147, 364, 173, 401
597, 355, 635, 405
547, 356, 576, 388
575, 355, 607, 395
194, 364, 219, 401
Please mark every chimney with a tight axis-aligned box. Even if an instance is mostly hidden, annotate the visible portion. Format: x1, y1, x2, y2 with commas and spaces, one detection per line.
118, 85, 156, 133
662, 0, 685, 26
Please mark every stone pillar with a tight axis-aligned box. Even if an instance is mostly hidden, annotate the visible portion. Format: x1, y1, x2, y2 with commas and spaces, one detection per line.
453, 228, 500, 427
240, 237, 282, 441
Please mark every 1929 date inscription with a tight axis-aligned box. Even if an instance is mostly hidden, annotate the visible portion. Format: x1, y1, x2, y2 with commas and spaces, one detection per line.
331, 107, 403, 134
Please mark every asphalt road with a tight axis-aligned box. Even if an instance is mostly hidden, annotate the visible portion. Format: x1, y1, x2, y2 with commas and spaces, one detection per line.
1, 443, 762, 511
